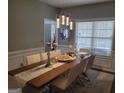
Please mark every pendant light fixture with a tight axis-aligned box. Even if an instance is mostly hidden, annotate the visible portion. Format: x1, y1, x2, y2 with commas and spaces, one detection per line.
56, 0, 73, 30
61, 13, 65, 25
56, 15, 60, 29
66, 15, 70, 26
56, 13, 73, 30
70, 20, 73, 30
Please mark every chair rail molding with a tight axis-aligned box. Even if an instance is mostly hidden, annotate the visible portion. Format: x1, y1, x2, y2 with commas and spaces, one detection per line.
9, 47, 45, 57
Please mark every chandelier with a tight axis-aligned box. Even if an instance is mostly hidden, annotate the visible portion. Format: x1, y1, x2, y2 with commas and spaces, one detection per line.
56, 12, 73, 30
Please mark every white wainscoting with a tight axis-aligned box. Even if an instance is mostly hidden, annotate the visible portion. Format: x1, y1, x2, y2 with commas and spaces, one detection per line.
8, 46, 115, 72
8, 47, 45, 71
93, 51, 115, 72
8, 46, 69, 71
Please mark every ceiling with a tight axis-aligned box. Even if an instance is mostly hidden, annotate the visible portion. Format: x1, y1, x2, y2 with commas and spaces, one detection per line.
40, 0, 114, 8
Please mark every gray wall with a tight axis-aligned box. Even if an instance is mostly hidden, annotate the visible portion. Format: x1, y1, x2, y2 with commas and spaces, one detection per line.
8, 0, 56, 51
64, 2, 115, 19
9, 1, 115, 51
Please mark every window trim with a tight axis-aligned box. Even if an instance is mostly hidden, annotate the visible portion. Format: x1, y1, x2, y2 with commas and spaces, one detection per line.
75, 17, 115, 22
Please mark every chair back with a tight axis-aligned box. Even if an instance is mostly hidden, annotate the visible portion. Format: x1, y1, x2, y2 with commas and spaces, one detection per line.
82, 55, 96, 73
50, 49, 61, 58
26, 54, 41, 65
41, 52, 48, 61
86, 54, 96, 71
65, 56, 90, 86
80, 48, 90, 53
50, 51, 56, 58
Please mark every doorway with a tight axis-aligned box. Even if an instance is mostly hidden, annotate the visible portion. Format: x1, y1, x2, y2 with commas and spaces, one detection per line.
44, 19, 56, 52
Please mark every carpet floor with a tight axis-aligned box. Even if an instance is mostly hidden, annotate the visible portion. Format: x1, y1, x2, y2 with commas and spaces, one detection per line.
66, 69, 114, 93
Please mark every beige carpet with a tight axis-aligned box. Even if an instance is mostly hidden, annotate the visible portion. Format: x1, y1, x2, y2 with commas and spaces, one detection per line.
67, 69, 114, 93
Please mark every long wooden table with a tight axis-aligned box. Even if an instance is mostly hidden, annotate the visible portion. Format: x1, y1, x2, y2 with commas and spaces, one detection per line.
8, 57, 80, 88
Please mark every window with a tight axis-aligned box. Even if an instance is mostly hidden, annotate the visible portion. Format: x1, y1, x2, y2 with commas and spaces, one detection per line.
76, 20, 114, 56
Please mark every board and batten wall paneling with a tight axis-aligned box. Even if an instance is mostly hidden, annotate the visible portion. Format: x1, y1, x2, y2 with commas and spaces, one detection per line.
8, 46, 69, 71
8, 46, 115, 72
8, 47, 45, 71
8, 0, 56, 51
8, 46, 68, 71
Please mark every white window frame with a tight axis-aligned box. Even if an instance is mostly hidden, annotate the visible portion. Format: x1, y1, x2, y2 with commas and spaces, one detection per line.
75, 18, 115, 57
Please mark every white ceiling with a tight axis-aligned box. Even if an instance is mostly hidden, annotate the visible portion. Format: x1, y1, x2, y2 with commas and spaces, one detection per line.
40, 0, 114, 8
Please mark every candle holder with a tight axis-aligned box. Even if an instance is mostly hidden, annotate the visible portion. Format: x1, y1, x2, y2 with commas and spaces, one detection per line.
45, 51, 51, 67
45, 42, 52, 67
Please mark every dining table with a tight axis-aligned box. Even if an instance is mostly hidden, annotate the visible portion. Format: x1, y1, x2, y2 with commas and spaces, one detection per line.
8, 52, 89, 88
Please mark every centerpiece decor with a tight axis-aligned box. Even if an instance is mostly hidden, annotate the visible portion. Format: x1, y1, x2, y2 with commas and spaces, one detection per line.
45, 42, 52, 67
45, 37, 58, 67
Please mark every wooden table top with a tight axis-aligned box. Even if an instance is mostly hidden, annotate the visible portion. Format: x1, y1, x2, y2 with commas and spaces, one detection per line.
8, 57, 79, 88
28, 59, 78, 88
8, 60, 46, 76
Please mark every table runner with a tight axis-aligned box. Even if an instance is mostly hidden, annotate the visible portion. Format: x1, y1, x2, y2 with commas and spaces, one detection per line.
14, 62, 65, 88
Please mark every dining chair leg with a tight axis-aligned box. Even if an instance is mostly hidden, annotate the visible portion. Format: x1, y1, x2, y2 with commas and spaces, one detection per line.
69, 85, 74, 93
49, 85, 65, 93
75, 76, 85, 87
82, 73, 90, 82
75, 78, 81, 85
66, 87, 71, 93
65, 86, 74, 93
40, 85, 49, 93
49, 85, 52, 93
79, 77, 85, 86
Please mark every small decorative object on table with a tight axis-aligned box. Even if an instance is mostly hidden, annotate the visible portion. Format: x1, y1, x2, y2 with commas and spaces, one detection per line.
57, 53, 76, 63
45, 42, 52, 67
45, 51, 51, 67
68, 44, 77, 56
45, 38, 58, 67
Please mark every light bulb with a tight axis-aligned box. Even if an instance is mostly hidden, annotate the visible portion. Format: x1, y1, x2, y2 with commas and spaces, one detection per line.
56, 17, 60, 28
66, 16, 70, 26
61, 15, 65, 25
70, 21, 73, 30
